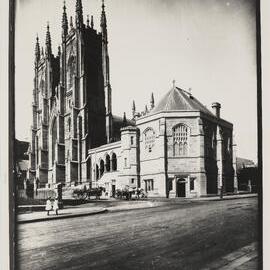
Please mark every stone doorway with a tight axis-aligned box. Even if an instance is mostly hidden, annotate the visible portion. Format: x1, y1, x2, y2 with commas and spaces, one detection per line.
176, 179, 186, 197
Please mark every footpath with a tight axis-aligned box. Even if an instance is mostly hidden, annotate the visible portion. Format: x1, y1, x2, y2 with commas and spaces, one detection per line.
201, 242, 259, 270
17, 193, 257, 224
17, 200, 163, 224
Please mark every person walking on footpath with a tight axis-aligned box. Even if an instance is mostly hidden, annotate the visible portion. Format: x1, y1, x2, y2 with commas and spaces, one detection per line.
45, 197, 52, 216
53, 197, 59, 215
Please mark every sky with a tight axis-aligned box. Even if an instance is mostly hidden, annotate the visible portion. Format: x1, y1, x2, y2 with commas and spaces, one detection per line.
15, 0, 257, 162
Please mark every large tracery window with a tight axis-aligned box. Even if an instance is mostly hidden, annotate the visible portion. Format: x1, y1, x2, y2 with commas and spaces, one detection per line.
67, 55, 76, 90
144, 128, 155, 152
173, 124, 190, 156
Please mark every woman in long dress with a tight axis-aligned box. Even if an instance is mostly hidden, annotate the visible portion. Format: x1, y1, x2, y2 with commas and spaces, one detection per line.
45, 197, 52, 216
53, 197, 59, 215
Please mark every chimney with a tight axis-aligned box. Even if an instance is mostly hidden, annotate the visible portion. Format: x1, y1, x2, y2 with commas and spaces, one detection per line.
212, 102, 221, 118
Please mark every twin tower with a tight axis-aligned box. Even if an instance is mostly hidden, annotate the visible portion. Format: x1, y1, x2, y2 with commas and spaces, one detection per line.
28, 0, 113, 187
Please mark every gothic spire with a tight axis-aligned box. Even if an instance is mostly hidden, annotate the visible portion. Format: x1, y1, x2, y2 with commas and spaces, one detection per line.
62, 1, 68, 39
132, 100, 136, 117
45, 23, 52, 56
75, 0, 84, 29
101, 0, 109, 84
101, 0, 107, 30
150, 92, 155, 109
35, 35, 40, 64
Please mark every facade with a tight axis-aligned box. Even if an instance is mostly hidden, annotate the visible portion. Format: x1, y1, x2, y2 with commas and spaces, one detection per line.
28, 0, 236, 197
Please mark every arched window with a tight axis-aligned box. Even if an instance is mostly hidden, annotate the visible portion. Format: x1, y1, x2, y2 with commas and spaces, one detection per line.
100, 159, 104, 177
67, 55, 75, 90
96, 164, 99, 180
105, 154, 110, 172
173, 124, 190, 156
144, 128, 155, 152
112, 153, 117, 171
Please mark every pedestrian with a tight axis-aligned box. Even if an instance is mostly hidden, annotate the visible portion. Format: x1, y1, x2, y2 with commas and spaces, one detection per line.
53, 197, 59, 215
45, 197, 52, 216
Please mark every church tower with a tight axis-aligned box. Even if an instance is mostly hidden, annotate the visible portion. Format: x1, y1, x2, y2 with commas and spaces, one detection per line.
28, 0, 112, 187
28, 24, 61, 188
58, 0, 108, 185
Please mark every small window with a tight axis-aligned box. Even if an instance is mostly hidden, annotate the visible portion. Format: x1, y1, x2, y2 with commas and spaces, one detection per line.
190, 179, 194, 191
124, 158, 127, 167
131, 136, 134, 145
145, 179, 154, 191
131, 178, 135, 184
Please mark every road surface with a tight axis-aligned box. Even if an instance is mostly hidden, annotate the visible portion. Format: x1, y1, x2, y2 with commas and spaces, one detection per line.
17, 197, 258, 270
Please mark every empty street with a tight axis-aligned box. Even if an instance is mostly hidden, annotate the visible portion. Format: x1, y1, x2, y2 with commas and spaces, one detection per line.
17, 197, 258, 270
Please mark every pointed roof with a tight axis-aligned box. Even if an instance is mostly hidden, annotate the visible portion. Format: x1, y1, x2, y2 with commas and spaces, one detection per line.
62, 1, 68, 38
35, 35, 40, 63
150, 92, 155, 109
151, 86, 214, 116
75, 0, 83, 29
100, 0, 107, 28
45, 23, 52, 56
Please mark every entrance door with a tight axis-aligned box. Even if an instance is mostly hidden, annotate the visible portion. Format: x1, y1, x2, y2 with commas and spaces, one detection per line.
112, 185, 116, 198
177, 181, 186, 197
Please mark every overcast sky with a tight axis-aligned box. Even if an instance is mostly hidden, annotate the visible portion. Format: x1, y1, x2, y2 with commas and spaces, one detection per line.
15, 0, 257, 162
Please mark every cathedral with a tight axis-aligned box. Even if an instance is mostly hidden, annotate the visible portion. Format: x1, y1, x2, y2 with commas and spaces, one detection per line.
27, 0, 237, 198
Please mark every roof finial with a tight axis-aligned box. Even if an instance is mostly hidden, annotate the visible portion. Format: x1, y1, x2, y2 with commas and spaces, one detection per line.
172, 79, 176, 88
87, 15, 90, 28
188, 87, 192, 95
150, 92, 155, 109
123, 112, 127, 126
45, 22, 52, 57
132, 100, 136, 117
91, 15, 94, 28
75, 0, 84, 29
101, 0, 107, 27
145, 105, 149, 114
62, 0, 68, 38
35, 34, 40, 63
